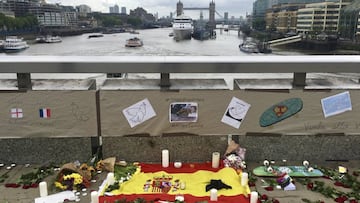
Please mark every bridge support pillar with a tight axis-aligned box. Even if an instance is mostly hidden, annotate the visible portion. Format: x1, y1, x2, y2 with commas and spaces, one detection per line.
160, 73, 171, 89
17, 73, 32, 91
293, 72, 306, 88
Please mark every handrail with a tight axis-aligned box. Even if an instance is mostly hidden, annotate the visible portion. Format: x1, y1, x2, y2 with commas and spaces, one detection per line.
0, 55, 359, 73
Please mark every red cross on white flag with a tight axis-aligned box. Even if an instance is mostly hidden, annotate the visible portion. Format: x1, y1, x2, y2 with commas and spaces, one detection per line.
11, 108, 23, 118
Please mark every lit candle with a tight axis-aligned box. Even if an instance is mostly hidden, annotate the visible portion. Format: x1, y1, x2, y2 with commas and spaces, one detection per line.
241, 172, 248, 186
210, 188, 218, 201
250, 191, 258, 203
39, 181, 48, 197
212, 152, 220, 168
90, 191, 99, 203
107, 172, 115, 185
162, 149, 169, 168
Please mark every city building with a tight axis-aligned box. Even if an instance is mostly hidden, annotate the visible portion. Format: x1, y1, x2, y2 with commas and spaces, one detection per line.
121, 6, 126, 14
0, 0, 40, 17
339, 0, 360, 40
76, 4, 91, 17
224, 12, 229, 22
297, 0, 352, 35
29, 3, 66, 27
265, 3, 305, 33
110, 4, 119, 13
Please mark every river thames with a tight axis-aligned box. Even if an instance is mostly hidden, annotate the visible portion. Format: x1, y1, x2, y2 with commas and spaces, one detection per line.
3, 27, 306, 56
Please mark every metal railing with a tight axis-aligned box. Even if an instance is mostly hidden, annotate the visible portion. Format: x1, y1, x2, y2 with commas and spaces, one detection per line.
1, 55, 360, 89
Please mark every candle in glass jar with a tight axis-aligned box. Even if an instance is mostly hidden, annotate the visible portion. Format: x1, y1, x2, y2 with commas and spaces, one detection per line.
212, 152, 220, 168
39, 181, 48, 197
107, 172, 115, 185
162, 149, 169, 168
241, 172, 248, 186
90, 191, 99, 203
250, 191, 258, 203
210, 188, 218, 201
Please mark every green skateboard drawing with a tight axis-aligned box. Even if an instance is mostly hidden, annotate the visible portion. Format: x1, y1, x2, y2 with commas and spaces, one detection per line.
259, 98, 303, 127
253, 165, 323, 177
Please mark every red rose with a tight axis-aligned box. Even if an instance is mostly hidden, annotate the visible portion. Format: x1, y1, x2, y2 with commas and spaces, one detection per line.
261, 194, 268, 200
350, 200, 358, 203
22, 184, 30, 189
272, 199, 280, 203
248, 182, 256, 187
334, 181, 344, 187
30, 183, 38, 188
335, 196, 348, 203
264, 186, 274, 191
307, 182, 314, 190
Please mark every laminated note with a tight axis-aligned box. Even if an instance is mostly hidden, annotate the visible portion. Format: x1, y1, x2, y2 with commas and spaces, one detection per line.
123, 98, 156, 128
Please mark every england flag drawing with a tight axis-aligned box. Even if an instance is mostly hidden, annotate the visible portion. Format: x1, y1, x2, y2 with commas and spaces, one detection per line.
11, 108, 23, 118
39, 108, 51, 118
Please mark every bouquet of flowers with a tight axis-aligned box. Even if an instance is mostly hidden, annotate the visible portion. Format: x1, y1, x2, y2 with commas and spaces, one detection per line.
54, 163, 93, 191
224, 154, 246, 170
55, 172, 90, 191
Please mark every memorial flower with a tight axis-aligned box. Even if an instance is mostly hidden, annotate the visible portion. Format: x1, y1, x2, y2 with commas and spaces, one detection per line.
55, 172, 90, 191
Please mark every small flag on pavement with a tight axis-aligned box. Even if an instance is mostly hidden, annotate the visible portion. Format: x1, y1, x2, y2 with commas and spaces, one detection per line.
39, 108, 51, 118
11, 108, 23, 118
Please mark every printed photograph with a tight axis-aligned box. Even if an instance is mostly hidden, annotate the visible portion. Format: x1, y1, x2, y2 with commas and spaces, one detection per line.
169, 102, 198, 123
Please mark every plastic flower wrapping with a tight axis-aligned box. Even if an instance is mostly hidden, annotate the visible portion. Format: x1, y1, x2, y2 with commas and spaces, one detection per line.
223, 154, 246, 170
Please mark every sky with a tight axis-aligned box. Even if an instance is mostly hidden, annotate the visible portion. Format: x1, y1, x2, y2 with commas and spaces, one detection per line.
46, 0, 253, 19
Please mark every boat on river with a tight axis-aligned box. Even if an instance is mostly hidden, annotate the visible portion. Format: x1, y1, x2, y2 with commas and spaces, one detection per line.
88, 34, 104, 39
36, 35, 62, 43
172, 14, 193, 40
239, 40, 259, 53
125, 37, 143, 47
3, 36, 29, 53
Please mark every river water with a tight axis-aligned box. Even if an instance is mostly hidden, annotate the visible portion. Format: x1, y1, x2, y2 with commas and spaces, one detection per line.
7, 27, 304, 56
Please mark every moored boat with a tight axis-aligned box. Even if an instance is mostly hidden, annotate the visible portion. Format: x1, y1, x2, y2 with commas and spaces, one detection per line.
36, 35, 62, 43
125, 37, 143, 47
239, 42, 259, 54
88, 34, 104, 39
172, 14, 193, 41
3, 36, 29, 53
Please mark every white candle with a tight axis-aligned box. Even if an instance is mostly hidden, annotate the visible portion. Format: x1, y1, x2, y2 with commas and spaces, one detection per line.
210, 188, 218, 201
212, 152, 220, 168
250, 191, 258, 203
107, 172, 115, 185
162, 149, 169, 168
241, 172, 248, 186
90, 191, 99, 203
39, 181, 48, 197
174, 161, 182, 168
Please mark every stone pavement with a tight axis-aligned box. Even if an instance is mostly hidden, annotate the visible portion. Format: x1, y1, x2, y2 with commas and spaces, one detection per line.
0, 160, 359, 203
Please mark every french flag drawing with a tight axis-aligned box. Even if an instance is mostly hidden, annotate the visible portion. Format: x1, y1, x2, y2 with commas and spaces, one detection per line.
39, 108, 51, 118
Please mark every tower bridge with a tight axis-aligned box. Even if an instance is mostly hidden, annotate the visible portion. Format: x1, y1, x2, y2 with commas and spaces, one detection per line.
176, 0, 216, 30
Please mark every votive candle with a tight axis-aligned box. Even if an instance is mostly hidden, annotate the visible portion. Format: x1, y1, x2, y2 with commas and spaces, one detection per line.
241, 172, 248, 186
162, 149, 169, 168
210, 188, 218, 201
39, 181, 48, 197
107, 172, 115, 185
90, 191, 99, 203
250, 191, 258, 203
212, 152, 220, 168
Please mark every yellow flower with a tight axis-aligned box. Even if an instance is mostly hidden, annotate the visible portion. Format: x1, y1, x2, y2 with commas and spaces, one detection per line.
64, 173, 83, 185
55, 181, 67, 190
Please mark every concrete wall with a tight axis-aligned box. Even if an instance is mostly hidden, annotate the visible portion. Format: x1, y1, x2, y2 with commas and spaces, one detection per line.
1, 88, 359, 164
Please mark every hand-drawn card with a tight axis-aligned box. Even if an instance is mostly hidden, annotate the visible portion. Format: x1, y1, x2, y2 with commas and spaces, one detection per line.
321, 91, 352, 118
123, 98, 156, 128
221, 97, 251, 129
169, 102, 198, 123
